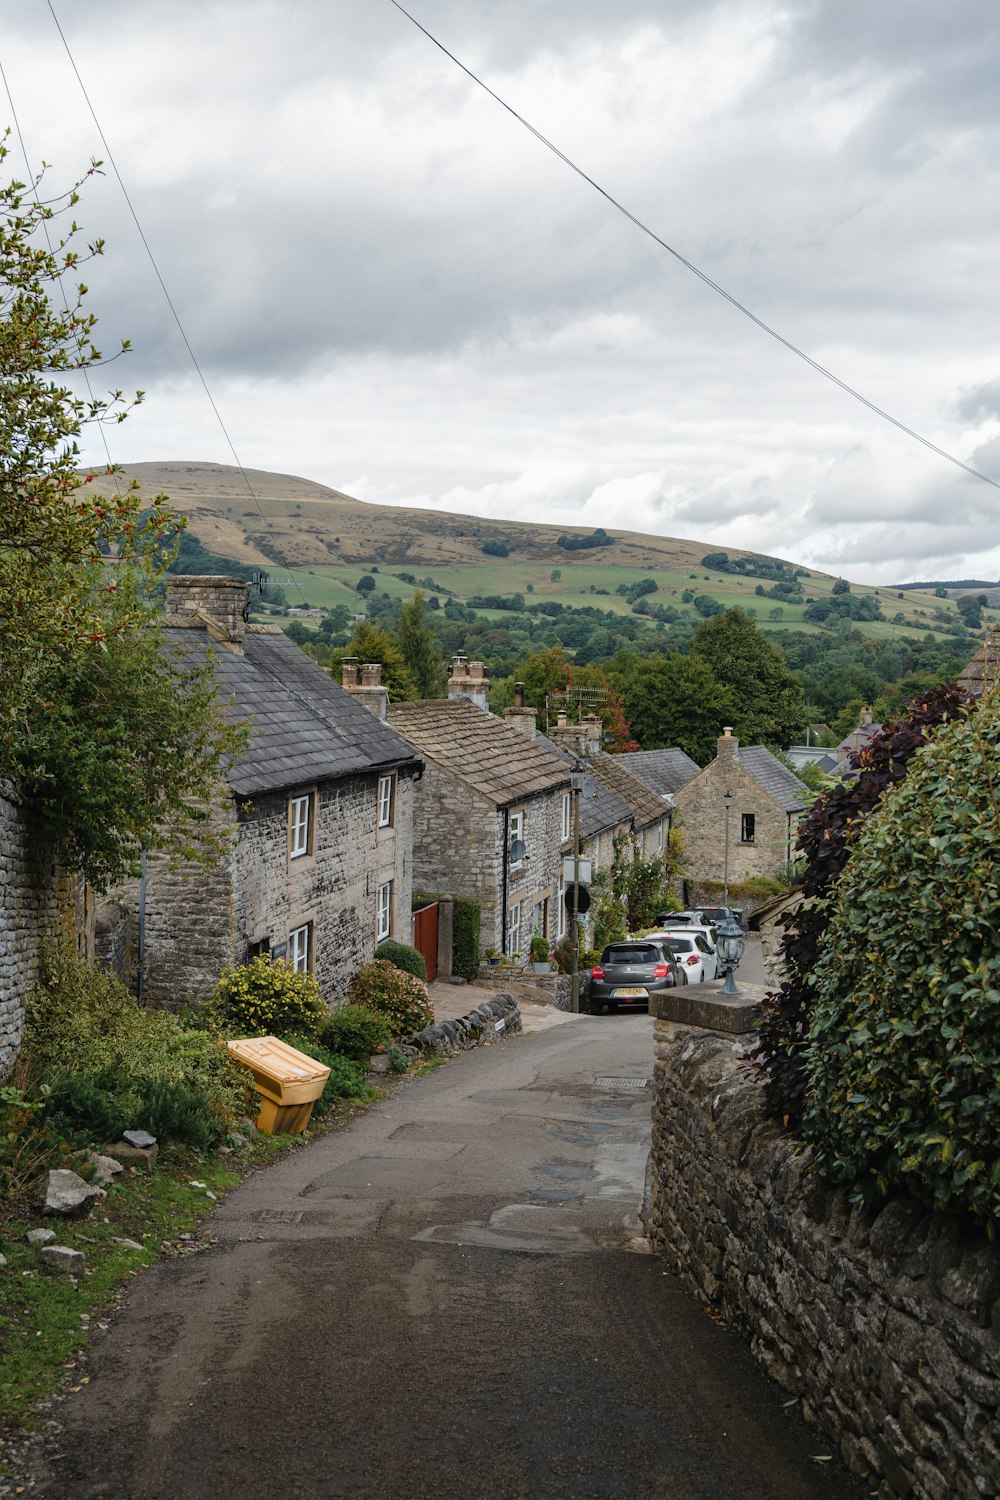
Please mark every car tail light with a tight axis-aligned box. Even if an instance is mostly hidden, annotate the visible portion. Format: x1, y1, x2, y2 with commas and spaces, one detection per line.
591, 965, 604, 979
686, 954, 699, 966
653, 962, 669, 978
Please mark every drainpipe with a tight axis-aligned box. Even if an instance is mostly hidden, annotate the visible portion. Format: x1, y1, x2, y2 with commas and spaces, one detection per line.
137, 849, 147, 1003
500, 807, 510, 956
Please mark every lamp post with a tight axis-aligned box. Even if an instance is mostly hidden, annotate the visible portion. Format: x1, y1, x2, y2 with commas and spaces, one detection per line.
722, 788, 733, 910
716, 909, 745, 997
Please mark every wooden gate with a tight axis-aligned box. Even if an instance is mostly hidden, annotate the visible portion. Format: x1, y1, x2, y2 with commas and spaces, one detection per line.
412, 902, 439, 982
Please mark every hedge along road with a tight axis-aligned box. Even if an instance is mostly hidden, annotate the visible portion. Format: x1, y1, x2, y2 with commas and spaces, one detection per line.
34, 1017, 866, 1500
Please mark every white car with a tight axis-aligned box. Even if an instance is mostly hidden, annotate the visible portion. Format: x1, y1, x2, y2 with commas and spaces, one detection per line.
652, 928, 719, 983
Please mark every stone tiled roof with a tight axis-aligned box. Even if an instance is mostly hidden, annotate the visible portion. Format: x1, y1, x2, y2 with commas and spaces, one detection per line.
958, 629, 1000, 693
535, 733, 633, 839
588, 751, 671, 830
737, 746, 808, 813
618, 748, 701, 796
387, 698, 571, 806
164, 628, 422, 797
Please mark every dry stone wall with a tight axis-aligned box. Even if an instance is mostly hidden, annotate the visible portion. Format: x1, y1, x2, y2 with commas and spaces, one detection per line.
648, 1019, 1000, 1500
0, 783, 87, 1076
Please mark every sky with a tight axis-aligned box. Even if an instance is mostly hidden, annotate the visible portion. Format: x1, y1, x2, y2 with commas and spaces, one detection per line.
3, 0, 1000, 584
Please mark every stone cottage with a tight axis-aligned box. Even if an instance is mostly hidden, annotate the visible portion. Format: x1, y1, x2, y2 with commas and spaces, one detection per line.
105, 576, 423, 1006
387, 659, 573, 956
672, 728, 807, 892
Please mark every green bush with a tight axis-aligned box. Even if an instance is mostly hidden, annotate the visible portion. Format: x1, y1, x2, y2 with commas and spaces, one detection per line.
207, 955, 327, 1040
282, 1035, 371, 1117
318, 1003, 394, 1064
375, 940, 427, 981
453, 898, 481, 980
347, 960, 434, 1039
804, 699, 1000, 1226
23, 949, 249, 1145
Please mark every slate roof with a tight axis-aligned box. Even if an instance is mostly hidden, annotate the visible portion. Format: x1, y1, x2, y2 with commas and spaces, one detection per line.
164, 626, 422, 798
386, 698, 571, 806
588, 751, 672, 830
535, 733, 633, 839
736, 746, 808, 813
618, 748, 701, 797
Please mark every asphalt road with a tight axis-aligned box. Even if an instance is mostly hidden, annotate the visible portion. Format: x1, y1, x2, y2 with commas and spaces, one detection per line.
34, 1015, 865, 1500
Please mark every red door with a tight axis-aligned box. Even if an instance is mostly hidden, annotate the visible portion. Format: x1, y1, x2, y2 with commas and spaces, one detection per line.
413, 902, 439, 982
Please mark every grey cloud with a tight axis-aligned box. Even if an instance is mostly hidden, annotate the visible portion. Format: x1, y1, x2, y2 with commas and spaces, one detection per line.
955, 380, 1000, 424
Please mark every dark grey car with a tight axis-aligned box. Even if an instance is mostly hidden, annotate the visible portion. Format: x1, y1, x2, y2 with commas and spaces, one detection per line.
585, 940, 686, 1014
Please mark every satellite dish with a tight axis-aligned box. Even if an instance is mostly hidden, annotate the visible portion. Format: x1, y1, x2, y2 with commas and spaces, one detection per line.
602, 730, 614, 744
509, 838, 526, 863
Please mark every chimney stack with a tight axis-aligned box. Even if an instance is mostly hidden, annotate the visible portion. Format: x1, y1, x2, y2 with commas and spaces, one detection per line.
447, 653, 490, 711
164, 575, 249, 652
342, 659, 388, 721
504, 682, 537, 739
717, 727, 738, 761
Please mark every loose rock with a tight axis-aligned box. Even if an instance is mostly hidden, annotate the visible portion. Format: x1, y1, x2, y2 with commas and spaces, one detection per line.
87, 1153, 125, 1186
24, 1228, 57, 1248
122, 1129, 157, 1149
39, 1170, 106, 1219
40, 1245, 86, 1275
112, 1238, 146, 1252
103, 1140, 159, 1173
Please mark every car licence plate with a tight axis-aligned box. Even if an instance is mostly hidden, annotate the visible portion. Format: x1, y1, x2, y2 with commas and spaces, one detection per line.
612, 987, 648, 998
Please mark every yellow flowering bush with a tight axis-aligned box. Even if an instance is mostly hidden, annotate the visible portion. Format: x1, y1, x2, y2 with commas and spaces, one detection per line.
208, 956, 327, 1039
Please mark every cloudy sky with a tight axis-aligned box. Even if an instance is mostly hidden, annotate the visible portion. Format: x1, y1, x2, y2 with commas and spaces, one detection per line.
4, 0, 1000, 582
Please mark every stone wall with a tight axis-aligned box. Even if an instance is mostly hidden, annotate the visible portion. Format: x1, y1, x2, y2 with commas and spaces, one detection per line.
648, 1019, 1000, 1500
111, 768, 418, 1010
673, 746, 799, 886
475, 967, 572, 1010
0, 783, 88, 1076
412, 992, 522, 1053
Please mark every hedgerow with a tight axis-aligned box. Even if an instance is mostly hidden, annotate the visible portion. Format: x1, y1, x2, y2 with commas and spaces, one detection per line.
803, 697, 1000, 1227
751, 683, 972, 1123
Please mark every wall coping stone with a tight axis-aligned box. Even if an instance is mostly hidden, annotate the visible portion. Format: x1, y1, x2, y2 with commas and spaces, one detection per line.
650, 981, 766, 1034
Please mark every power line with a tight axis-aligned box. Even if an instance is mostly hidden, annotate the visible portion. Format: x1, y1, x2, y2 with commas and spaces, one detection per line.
388, 0, 1000, 495
43, 1, 308, 602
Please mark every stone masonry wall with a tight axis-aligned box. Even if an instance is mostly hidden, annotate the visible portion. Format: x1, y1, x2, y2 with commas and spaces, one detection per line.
0, 783, 88, 1076
674, 758, 797, 886
648, 1020, 1000, 1500
502, 785, 572, 954
408, 761, 501, 942
114, 768, 416, 1010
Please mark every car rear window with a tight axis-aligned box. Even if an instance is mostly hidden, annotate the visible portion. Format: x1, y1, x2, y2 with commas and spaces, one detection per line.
604, 945, 660, 965
666, 937, 694, 952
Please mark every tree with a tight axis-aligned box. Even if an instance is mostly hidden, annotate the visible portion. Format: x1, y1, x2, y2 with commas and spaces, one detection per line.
690, 609, 806, 747
395, 589, 445, 698
612, 653, 736, 763
337, 621, 417, 700
831, 577, 850, 595
0, 145, 245, 888
356, 574, 377, 596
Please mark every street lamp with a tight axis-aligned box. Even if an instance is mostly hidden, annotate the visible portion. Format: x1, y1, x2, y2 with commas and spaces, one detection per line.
722, 788, 733, 910
717, 910, 745, 997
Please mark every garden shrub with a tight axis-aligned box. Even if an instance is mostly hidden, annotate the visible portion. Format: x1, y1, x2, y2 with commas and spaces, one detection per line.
23, 949, 249, 1144
318, 1003, 394, 1065
207, 955, 327, 1040
0, 1084, 75, 1198
375, 940, 427, 981
803, 697, 1000, 1226
752, 683, 972, 1124
347, 960, 434, 1038
452, 898, 481, 981
282, 1035, 371, 1117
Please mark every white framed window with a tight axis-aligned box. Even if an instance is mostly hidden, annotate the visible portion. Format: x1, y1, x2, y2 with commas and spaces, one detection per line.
289, 793, 312, 859
557, 877, 567, 940
506, 899, 524, 957
378, 773, 395, 829
376, 881, 393, 942
288, 923, 311, 973
509, 810, 524, 868
741, 813, 756, 845
561, 791, 571, 843
657, 821, 664, 852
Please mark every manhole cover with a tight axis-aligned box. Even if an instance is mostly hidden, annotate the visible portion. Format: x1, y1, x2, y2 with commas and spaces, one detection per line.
594, 1077, 648, 1089
256, 1209, 304, 1224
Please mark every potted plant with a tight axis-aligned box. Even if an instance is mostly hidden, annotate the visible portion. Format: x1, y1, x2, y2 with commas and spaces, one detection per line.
484, 946, 501, 967
529, 931, 552, 972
